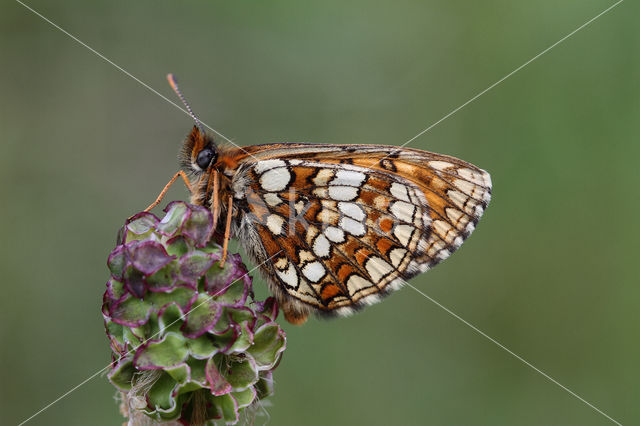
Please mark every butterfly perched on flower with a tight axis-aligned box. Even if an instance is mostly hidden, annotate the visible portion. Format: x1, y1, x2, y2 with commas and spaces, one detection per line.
146, 74, 492, 325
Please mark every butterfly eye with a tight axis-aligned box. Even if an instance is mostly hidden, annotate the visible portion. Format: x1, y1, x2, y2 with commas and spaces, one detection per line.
196, 148, 215, 170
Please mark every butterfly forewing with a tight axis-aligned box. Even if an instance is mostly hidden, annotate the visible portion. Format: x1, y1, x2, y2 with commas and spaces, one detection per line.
232, 146, 491, 317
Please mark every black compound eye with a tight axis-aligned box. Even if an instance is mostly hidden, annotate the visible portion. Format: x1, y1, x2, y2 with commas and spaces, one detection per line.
196, 148, 215, 169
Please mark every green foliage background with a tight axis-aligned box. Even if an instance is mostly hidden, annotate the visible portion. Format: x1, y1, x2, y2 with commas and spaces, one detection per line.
1, 1, 638, 425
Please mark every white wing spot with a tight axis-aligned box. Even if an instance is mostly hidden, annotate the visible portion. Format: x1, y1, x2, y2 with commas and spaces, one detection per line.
313, 233, 331, 258
445, 207, 464, 224
275, 261, 298, 288
346, 275, 372, 293
408, 187, 422, 205
339, 217, 366, 236
254, 159, 286, 174
390, 201, 416, 223
433, 220, 457, 244
453, 178, 477, 197
260, 168, 291, 191
331, 170, 366, 186
365, 257, 394, 283
324, 226, 346, 243
263, 193, 282, 207
390, 248, 408, 268
338, 202, 365, 221
394, 224, 415, 246
458, 168, 486, 185
328, 186, 358, 201
266, 214, 285, 235
447, 189, 477, 215
448, 189, 466, 210
390, 182, 410, 202
302, 261, 325, 283
428, 161, 453, 171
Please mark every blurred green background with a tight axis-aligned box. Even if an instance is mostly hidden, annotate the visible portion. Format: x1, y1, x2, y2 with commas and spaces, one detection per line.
1, 1, 638, 425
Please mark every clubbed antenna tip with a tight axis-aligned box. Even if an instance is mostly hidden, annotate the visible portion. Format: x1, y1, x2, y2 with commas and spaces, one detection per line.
167, 73, 204, 133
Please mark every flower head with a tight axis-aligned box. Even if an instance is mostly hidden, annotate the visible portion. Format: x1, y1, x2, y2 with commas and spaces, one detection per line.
103, 202, 286, 425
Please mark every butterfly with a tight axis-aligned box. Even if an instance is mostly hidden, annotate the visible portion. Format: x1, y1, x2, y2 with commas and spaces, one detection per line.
145, 74, 492, 325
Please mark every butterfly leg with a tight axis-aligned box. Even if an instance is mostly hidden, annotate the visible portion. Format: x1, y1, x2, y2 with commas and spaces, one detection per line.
219, 196, 233, 267
144, 170, 193, 212
209, 169, 220, 231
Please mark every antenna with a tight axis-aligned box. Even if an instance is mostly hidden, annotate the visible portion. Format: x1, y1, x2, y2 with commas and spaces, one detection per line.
167, 74, 204, 133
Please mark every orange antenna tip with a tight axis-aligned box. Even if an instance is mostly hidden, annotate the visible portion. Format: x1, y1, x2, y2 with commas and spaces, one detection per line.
166, 73, 204, 133
167, 73, 179, 92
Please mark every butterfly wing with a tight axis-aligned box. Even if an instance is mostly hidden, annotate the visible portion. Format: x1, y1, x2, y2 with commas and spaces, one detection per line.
230, 145, 491, 323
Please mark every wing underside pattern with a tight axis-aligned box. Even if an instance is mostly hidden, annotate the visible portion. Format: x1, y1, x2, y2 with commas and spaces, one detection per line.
232, 147, 491, 316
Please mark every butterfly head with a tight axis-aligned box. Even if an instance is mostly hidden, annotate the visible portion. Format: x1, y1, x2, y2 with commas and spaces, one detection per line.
180, 125, 218, 173
167, 74, 219, 174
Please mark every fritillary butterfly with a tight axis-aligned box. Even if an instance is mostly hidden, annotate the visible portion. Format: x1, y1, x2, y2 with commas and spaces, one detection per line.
146, 75, 492, 325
